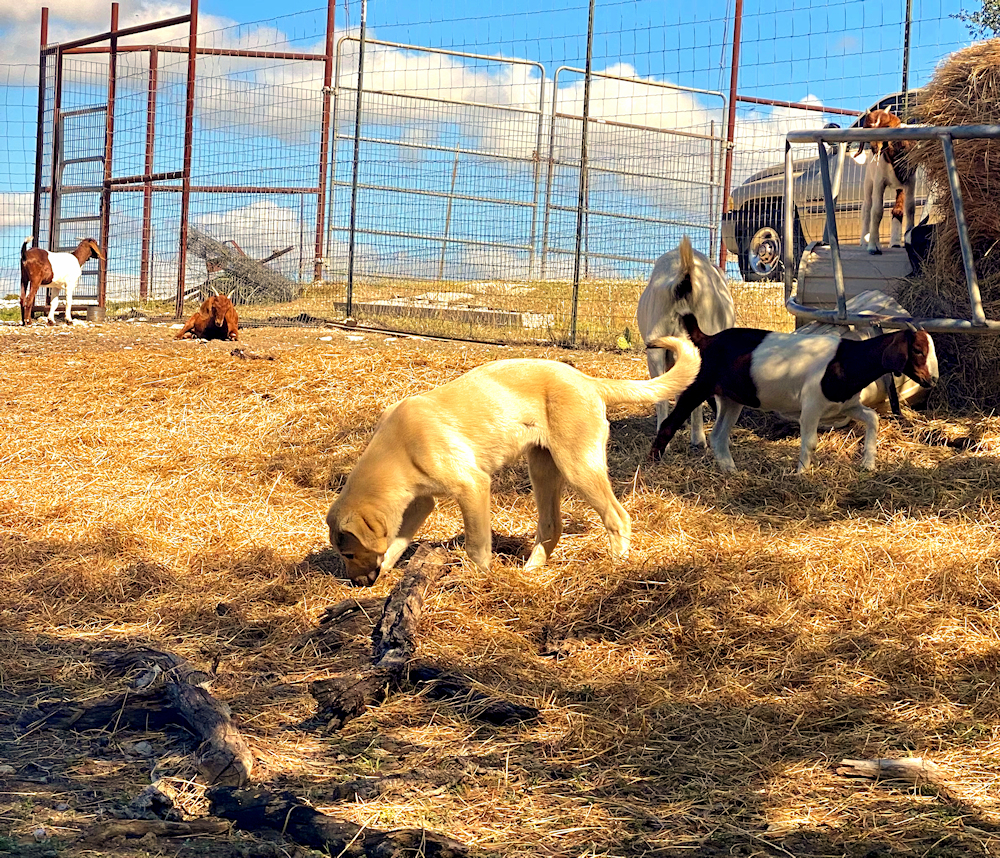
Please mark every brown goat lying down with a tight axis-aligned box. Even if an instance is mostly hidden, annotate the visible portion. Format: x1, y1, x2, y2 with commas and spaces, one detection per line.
175, 292, 239, 341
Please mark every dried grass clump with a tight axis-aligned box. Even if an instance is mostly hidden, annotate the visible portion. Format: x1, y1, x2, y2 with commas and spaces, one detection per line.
899, 38, 1000, 410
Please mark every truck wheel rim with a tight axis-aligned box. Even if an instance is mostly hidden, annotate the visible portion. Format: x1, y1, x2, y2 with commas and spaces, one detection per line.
749, 226, 781, 276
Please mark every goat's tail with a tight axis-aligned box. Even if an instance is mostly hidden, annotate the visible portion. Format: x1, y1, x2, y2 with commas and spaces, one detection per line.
672, 235, 696, 301
20, 237, 32, 263
593, 335, 700, 407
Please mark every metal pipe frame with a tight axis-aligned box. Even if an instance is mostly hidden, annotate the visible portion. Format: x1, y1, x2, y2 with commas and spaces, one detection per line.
313, 0, 335, 283
333, 32, 547, 307
783, 124, 1000, 332
31, 7, 48, 251
42, 14, 190, 54
345, 0, 368, 318
720, 0, 742, 269
541, 64, 726, 282
737, 95, 861, 117
98, 2, 118, 307
139, 46, 158, 299
569, 0, 596, 344
175, 0, 197, 317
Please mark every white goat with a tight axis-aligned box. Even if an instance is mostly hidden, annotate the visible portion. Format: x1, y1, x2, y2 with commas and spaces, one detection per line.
638, 236, 736, 447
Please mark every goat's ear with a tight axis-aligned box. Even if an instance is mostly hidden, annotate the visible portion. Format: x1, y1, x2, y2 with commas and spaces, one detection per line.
883, 333, 911, 374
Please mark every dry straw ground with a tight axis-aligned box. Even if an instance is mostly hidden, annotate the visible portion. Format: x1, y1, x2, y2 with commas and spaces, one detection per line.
1, 319, 999, 858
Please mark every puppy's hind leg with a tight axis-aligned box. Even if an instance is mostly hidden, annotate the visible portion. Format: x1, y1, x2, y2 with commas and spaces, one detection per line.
456, 473, 493, 571
553, 436, 631, 561
525, 446, 564, 571
381, 495, 436, 574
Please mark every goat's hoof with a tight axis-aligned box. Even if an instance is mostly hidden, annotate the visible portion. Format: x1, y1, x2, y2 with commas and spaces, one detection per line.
868, 248, 882, 256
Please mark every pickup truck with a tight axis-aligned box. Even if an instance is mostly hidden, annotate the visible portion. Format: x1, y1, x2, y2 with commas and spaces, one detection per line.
721, 91, 924, 282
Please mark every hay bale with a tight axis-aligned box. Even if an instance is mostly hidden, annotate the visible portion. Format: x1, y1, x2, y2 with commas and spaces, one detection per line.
896, 38, 1000, 410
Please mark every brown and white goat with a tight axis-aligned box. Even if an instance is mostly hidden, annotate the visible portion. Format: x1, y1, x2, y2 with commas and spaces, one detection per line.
20, 237, 105, 326
647, 314, 938, 472
174, 290, 240, 341
853, 108, 917, 255
637, 236, 736, 448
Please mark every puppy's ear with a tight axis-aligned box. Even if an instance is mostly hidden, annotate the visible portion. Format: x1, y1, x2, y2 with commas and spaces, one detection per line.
341, 506, 389, 555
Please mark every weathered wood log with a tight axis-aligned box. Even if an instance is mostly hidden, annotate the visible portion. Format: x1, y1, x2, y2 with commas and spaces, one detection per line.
207, 786, 468, 857
83, 818, 230, 845
92, 648, 254, 787
372, 545, 453, 670
18, 687, 177, 733
310, 670, 394, 731
837, 757, 942, 783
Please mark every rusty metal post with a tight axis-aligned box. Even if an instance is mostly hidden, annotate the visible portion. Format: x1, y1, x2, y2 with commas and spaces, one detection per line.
314, 0, 336, 283
139, 47, 158, 300
719, 0, 743, 269
346, 0, 368, 319
98, 2, 119, 307
31, 7, 49, 250
568, 0, 595, 345
48, 45, 64, 253
176, 0, 198, 317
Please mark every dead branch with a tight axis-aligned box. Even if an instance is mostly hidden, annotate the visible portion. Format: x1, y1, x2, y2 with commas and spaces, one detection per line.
837, 757, 942, 783
91, 648, 254, 786
83, 818, 230, 845
372, 545, 453, 670
207, 786, 468, 857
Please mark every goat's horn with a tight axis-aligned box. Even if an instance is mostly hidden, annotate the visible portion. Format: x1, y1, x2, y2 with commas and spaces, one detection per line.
211, 285, 220, 296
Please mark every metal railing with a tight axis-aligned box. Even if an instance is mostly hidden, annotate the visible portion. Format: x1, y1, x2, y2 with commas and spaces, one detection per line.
783, 124, 1000, 333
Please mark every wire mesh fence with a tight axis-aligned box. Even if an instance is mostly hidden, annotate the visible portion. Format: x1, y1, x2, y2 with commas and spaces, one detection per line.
0, 0, 980, 344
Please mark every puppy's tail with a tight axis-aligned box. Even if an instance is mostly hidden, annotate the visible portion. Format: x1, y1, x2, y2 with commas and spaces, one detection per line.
594, 335, 700, 407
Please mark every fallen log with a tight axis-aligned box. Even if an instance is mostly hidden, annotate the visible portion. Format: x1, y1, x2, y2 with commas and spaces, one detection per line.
83, 818, 230, 845
372, 545, 453, 670
310, 670, 393, 731
310, 545, 537, 729
89, 648, 254, 787
407, 665, 538, 726
207, 786, 468, 857
837, 757, 942, 783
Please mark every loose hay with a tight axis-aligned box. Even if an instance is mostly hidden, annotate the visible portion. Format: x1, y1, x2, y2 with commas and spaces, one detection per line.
900, 38, 1000, 410
0, 322, 998, 857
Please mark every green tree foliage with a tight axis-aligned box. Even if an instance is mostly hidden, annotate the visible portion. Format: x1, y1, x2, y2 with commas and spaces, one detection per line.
953, 0, 1000, 37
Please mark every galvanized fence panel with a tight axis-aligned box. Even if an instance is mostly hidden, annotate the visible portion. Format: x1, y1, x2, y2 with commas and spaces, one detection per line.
0, 1, 984, 338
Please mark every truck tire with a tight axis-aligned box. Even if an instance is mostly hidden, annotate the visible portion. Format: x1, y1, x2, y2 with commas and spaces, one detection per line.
736, 203, 804, 283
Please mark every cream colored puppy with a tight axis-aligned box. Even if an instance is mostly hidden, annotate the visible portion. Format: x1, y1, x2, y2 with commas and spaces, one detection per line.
327, 336, 699, 585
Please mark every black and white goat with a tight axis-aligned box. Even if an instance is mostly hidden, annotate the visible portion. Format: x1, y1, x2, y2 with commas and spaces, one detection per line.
647, 314, 938, 472
20, 237, 104, 326
637, 236, 735, 447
